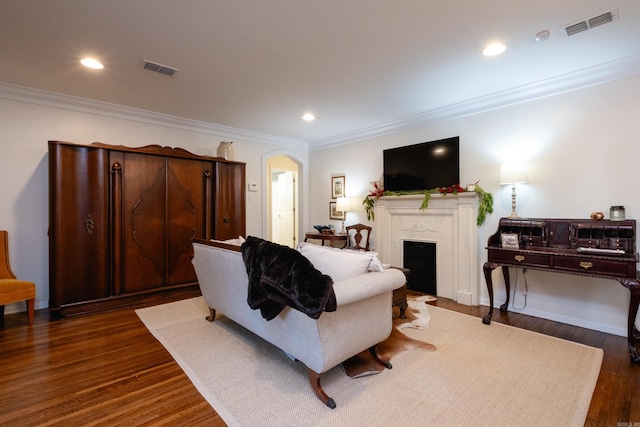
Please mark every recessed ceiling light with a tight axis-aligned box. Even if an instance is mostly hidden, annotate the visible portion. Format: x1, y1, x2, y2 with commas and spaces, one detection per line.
80, 58, 104, 69
481, 43, 507, 56
535, 30, 551, 42
302, 113, 315, 121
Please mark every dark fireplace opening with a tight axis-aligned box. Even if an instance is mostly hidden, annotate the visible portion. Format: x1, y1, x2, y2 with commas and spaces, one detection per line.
403, 241, 436, 295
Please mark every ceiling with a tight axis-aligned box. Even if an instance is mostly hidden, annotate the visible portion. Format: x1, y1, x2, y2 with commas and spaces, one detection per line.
1, 1, 639, 146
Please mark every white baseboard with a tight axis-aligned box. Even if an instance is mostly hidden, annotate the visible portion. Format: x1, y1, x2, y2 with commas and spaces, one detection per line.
456, 290, 473, 306
479, 297, 627, 337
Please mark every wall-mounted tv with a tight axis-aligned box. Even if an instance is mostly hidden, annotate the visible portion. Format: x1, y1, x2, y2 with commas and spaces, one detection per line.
383, 136, 460, 192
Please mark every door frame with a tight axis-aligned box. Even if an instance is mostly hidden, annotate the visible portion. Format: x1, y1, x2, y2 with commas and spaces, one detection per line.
262, 150, 307, 246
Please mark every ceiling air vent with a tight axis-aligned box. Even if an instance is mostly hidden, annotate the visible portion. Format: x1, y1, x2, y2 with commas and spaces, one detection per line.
142, 60, 179, 77
561, 7, 619, 36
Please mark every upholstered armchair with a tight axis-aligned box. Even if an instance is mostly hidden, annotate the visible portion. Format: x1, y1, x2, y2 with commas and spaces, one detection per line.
0, 231, 36, 325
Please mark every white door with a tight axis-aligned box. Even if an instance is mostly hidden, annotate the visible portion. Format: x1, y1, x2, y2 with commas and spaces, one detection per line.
272, 170, 296, 247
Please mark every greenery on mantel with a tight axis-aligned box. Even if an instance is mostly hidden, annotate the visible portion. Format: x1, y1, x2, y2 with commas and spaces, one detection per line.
362, 184, 494, 226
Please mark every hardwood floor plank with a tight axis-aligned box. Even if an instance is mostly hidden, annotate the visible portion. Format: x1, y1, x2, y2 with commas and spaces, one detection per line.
0, 290, 224, 427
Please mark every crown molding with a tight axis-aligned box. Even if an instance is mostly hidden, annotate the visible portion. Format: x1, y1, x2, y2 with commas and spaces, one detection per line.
3, 53, 639, 152
308, 54, 640, 151
0, 82, 306, 149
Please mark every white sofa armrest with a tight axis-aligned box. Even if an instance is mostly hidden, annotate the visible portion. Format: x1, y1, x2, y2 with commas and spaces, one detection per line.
332, 268, 406, 306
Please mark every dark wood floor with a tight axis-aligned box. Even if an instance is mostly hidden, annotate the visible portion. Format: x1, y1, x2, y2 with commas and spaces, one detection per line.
1, 292, 638, 426
0, 289, 224, 427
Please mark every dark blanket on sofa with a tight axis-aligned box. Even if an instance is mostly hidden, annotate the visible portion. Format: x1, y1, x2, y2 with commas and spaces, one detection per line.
241, 236, 336, 321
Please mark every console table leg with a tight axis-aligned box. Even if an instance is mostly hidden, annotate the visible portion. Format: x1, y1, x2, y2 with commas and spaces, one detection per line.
500, 266, 511, 313
618, 275, 640, 365
482, 262, 498, 325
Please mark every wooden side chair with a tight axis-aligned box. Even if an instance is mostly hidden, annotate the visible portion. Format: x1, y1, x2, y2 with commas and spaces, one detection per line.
345, 223, 372, 251
0, 230, 36, 325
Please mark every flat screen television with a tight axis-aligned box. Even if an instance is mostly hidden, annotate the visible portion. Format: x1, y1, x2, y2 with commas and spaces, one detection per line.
383, 136, 460, 192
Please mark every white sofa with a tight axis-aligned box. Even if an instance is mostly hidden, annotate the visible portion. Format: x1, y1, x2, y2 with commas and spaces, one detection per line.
191, 238, 406, 408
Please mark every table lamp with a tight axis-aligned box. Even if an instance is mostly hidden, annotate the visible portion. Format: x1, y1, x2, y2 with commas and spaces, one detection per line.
336, 197, 351, 233
500, 161, 527, 218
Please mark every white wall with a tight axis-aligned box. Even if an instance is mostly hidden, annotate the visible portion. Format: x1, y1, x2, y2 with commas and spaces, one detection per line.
4, 73, 639, 336
309, 73, 640, 336
0, 93, 307, 313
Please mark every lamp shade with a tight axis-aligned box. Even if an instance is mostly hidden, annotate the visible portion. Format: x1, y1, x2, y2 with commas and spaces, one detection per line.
500, 161, 527, 185
336, 197, 351, 212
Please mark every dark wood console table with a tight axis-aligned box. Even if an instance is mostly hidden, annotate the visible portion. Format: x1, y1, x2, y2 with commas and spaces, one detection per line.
483, 217, 640, 364
304, 232, 347, 247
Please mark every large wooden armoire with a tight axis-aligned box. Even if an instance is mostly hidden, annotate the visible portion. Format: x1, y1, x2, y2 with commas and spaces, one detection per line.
48, 141, 246, 316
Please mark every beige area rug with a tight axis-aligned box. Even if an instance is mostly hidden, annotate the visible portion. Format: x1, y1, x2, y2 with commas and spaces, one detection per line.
136, 297, 603, 427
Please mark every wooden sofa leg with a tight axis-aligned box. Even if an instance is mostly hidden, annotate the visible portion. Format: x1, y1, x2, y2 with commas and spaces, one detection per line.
206, 307, 216, 322
369, 345, 392, 369
307, 368, 336, 409
26, 299, 34, 326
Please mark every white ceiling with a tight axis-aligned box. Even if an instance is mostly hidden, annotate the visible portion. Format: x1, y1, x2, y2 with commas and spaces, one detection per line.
1, 1, 639, 146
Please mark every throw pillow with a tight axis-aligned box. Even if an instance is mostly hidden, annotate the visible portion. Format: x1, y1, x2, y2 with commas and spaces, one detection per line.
296, 242, 383, 281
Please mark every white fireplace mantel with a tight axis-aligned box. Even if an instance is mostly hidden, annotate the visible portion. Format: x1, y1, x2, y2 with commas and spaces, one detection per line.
373, 193, 480, 306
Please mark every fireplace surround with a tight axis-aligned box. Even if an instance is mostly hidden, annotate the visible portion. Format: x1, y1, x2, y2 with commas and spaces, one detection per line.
373, 193, 480, 305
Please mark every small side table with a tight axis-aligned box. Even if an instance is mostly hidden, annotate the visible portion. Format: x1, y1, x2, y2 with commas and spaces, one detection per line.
391, 266, 409, 319
304, 232, 347, 248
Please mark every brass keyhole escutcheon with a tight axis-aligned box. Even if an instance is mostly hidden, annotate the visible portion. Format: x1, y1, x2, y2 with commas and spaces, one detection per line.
514, 255, 525, 262
579, 261, 593, 270
85, 214, 95, 234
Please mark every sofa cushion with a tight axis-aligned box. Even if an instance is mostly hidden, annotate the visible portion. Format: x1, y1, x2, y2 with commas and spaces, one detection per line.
296, 242, 383, 281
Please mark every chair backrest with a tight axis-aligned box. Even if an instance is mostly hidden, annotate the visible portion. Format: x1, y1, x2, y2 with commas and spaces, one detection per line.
345, 223, 372, 251
0, 230, 16, 279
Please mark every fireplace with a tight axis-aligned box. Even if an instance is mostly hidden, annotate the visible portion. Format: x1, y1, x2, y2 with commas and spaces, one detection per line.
404, 241, 437, 294
373, 193, 480, 305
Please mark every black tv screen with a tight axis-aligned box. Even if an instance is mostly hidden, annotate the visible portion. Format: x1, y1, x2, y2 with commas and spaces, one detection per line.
383, 137, 460, 192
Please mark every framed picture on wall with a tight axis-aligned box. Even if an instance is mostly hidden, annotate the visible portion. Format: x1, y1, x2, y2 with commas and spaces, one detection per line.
331, 175, 345, 199
329, 201, 345, 220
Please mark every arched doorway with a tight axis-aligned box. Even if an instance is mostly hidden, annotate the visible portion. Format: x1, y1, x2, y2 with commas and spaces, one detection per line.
266, 154, 299, 247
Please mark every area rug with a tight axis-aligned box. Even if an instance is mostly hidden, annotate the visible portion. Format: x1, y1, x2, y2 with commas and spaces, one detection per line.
341, 294, 436, 378
136, 297, 603, 427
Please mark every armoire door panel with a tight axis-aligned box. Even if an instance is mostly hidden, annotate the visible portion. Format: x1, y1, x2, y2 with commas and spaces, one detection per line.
165, 158, 210, 286
214, 162, 246, 240
48, 142, 110, 307
121, 153, 166, 292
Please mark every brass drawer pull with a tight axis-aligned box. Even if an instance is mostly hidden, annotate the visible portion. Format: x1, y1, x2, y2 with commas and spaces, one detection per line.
579, 261, 593, 270
514, 255, 525, 262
